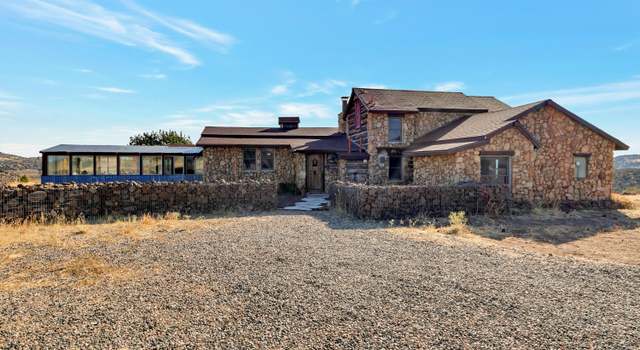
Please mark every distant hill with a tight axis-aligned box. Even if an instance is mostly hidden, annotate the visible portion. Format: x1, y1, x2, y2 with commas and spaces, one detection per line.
0, 152, 41, 184
615, 154, 640, 169
0, 152, 40, 172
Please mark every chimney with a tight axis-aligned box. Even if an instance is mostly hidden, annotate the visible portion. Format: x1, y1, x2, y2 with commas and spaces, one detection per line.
279, 116, 300, 130
341, 96, 349, 116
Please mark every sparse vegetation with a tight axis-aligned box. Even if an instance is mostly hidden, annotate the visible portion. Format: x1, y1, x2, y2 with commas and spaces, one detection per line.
129, 129, 193, 146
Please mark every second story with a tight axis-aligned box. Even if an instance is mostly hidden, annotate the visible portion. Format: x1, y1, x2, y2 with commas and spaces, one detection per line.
339, 88, 510, 153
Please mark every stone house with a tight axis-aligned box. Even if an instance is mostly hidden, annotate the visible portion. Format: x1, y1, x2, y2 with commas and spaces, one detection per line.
196, 117, 365, 193
340, 88, 628, 202
197, 88, 628, 201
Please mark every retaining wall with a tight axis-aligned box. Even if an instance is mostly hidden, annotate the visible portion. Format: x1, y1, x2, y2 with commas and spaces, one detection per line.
0, 180, 277, 222
330, 182, 510, 220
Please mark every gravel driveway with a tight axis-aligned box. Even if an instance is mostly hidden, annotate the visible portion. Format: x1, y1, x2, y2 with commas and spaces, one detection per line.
1, 211, 639, 349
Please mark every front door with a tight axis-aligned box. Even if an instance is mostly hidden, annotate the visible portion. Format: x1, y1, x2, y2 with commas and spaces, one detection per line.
306, 154, 324, 192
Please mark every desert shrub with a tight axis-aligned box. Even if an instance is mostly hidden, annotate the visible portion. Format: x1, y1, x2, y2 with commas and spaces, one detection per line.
18, 175, 29, 183
448, 211, 468, 226
622, 186, 640, 195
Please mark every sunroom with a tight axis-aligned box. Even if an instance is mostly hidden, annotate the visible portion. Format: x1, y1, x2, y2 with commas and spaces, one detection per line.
40, 145, 203, 184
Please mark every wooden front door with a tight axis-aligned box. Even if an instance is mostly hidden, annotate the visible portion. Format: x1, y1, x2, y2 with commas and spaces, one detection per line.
306, 154, 324, 192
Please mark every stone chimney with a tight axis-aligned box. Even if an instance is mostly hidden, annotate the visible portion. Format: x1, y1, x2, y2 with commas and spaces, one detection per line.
341, 96, 349, 116
278, 116, 300, 129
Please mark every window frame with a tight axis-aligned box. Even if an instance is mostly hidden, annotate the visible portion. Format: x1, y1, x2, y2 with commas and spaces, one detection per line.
142, 155, 163, 175
388, 154, 403, 181
71, 155, 94, 176
574, 154, 590, 180
243, 148, 257, 171
480, 156, 511, 186
260, 148, 275, 171
118, 155, 140, 176
46, 155, 70, 176
388, 114, 403, 144
95, 155, 117, 175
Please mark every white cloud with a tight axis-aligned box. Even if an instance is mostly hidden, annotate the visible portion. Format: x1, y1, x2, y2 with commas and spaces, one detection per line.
434, 81, 465, 92
502, 79, 640, 107
359, 83, 387, 89
270, 84, 289, 95
139, 73, 167, 80
299, 79, 347, 97
2, 0, 235, 66
96, 86, 136, 94
160, 114, 210, 131
74, 68, 93, 73
279, 103, 334, 119
351, 0, 362, 6
192, 104, 247, 113
217, 110, 274, 126
122, 0, 235, 50
0, 90, 21, 116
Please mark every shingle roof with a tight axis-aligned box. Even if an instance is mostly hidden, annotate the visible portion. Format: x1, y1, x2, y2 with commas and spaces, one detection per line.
352, 88, 505, 112
200, 126, 339, 138
468, 96, 511, 112
40, 144, 203, 155
405, 99, 629, 155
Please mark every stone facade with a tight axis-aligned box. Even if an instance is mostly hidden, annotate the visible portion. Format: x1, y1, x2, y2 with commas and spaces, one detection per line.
367, 112, 465, 184
0, 181, 278, 222
413, 105, 616, 202
203, 147, 295, 185
330, 181, 510, 219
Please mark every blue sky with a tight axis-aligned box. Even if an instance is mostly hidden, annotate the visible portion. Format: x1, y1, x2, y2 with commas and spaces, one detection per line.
0, 0, 638, 157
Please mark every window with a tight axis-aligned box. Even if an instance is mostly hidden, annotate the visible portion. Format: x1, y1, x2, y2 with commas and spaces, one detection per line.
388, 115, 403, 143
163, 156, 184, 175
481, 156, 510, 185
261, 148, 274, 170
185, 156, 195, 175
195, 157, 204, 175
389, 155, 402, 180
142, 156, 162, 175
47, 155, 69, 176
96, 155, 117, 175
575, 155, 589, 179
119, 155, 139, 175
243, 148, 256, 171
71, 155, 93, 175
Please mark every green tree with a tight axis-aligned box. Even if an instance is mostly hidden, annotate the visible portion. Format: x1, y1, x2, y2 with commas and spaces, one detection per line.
129, 130, 193, 146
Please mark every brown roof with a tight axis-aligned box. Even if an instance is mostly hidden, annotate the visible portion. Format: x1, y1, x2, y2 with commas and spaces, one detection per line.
468, 96, 511, 112
405, 99, 629, 156
352, 88, 505, 112
197, 126, 363, 154
201, 126, 339, 138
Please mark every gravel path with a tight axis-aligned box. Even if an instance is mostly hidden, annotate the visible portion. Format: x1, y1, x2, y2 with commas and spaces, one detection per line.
1, 211, 639, 349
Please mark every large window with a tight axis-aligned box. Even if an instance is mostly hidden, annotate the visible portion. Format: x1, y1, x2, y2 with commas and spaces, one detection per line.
119, 155, 139, 175
388, 115, 403, 143
388, 155, 402, 181
163, 156, 184, 175
195, 157, 204, 175
142, 156, 162, 175
575, 155, 589, 179
47, 155, 69, 176
481, 156, 510, 185
243, 149, 256, 171
71, 155, 93, 175
261, 148, 274, 171
96, 155, 117, 175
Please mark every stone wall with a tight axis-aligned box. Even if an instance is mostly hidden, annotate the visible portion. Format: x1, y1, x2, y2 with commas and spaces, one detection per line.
0, 181, 278, 222
366, 111, 463, 184
330, 182, 510, 220
413, 104, 616, 202
203, 147, 295, 186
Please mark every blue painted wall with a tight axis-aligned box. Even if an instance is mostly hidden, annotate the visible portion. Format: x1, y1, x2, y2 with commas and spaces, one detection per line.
41, 175, 203, 184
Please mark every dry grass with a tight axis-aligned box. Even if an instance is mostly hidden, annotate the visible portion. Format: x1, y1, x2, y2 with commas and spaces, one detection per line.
394, 194, 640, 265
0, 212, 226, 248
612, 193, 638, 210
0, 254, 135, 291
